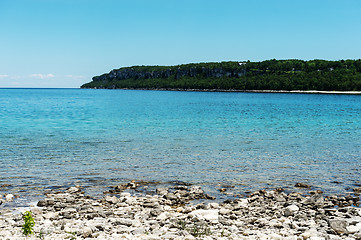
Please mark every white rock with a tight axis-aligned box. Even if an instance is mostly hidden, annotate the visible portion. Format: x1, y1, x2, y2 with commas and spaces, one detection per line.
163, 205, 172, 211
63, 226, 76, 233
117, 218, 133, 227
301, 228, 319, 240
5, 194, 14, 202
219, 208, 231, 215
163, 232, 178, 239
105, 195, 119, 204
132, 227, 146, 235
183, 235, 196, 240
125, 196, 137, 205
83, 226, 92, 238
328, 235, 342, 240
284, 204, 299, 216
269, 233, 283, 240
268, 219, 283, 228
156, 212, 168, 221
234, 220, 244, 227
132, 219, 142, 227
66, 186, 80, 193
44, 212, 58, 220
208, 202, 220, 209
346, 225, 361, 234
189, 209, 219, 223
238, 198, 248, 207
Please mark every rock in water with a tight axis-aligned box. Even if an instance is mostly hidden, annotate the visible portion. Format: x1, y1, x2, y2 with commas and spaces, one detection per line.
295, 182, 311, 188
5, 194, 14, 202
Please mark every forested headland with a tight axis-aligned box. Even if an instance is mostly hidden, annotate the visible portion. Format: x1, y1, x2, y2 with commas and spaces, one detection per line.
81, 59, 361, 91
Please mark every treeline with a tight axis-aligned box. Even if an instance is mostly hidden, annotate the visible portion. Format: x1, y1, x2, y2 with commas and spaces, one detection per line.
81, 59, 361, 91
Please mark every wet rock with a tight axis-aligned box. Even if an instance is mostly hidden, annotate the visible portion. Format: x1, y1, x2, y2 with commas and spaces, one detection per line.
5, 194, 14, 202
66, 186, 81, 193
295, 182, 311, 188
0, 184, 11, 188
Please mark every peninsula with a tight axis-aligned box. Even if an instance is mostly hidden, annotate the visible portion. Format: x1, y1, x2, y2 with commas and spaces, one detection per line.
81, 59, 361, 92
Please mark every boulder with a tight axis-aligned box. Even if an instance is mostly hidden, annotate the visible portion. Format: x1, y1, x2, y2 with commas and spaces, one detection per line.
328, 219, 349, 234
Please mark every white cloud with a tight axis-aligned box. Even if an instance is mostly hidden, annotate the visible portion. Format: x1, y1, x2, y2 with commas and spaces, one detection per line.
29, 73, 55, 79
65, 75, 86, 80
0, 74, 9, 79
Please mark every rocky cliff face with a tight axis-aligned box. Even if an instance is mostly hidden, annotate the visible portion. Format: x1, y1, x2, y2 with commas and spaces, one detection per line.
92, 66, 246, 82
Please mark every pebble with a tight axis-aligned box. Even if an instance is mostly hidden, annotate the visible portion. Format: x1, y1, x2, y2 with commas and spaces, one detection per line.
0, 184, 360, 239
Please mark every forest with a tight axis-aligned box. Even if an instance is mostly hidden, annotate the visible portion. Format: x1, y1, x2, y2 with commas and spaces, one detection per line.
81, 59, 361, 91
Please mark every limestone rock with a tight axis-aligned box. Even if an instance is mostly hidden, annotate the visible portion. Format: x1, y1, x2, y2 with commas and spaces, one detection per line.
189, 209, 219, 223
5, 194, 14, 202
284, 204, 299, 217
82, 226, 92, 238
328, 219, 349, 234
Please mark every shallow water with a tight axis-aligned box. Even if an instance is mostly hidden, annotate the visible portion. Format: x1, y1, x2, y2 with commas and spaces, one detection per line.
1, 89, 361, 206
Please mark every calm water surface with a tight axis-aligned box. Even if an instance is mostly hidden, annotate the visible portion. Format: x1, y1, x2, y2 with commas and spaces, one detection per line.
0, 89, 360, 206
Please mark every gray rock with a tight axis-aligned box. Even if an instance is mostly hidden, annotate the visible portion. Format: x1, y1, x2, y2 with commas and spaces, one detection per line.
328, 219, 349, 234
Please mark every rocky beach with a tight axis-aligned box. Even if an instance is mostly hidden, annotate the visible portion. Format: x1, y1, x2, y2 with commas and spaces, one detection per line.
1, 183, 361, 240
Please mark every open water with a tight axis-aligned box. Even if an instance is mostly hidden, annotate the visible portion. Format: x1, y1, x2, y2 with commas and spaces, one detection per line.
1, 88, 361, 206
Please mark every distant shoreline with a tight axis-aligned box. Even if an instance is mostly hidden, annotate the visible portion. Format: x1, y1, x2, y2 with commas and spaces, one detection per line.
90, 87, 361, 95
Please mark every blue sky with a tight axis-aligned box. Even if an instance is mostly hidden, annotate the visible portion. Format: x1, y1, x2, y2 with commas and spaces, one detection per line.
1, 0, 361, 88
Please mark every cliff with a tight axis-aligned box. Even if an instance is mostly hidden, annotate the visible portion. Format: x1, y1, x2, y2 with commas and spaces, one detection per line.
81, 60, 361, 91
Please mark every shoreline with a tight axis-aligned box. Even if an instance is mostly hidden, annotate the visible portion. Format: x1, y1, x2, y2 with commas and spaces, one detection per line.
1, 183, 361, 239
86, 87, 361, 95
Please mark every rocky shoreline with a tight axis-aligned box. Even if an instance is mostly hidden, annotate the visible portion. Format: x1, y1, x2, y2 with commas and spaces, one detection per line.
1, 183, 361, 239
86, 87, 361, 95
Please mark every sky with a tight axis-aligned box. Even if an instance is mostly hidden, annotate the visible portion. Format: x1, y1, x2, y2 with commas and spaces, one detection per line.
1, 0, 361, 88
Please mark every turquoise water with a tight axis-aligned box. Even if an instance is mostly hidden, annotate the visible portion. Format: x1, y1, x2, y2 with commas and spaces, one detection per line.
1, 89, 361, 205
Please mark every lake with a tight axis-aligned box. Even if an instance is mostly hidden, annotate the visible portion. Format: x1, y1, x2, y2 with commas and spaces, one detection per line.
1, 88, 360, 206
